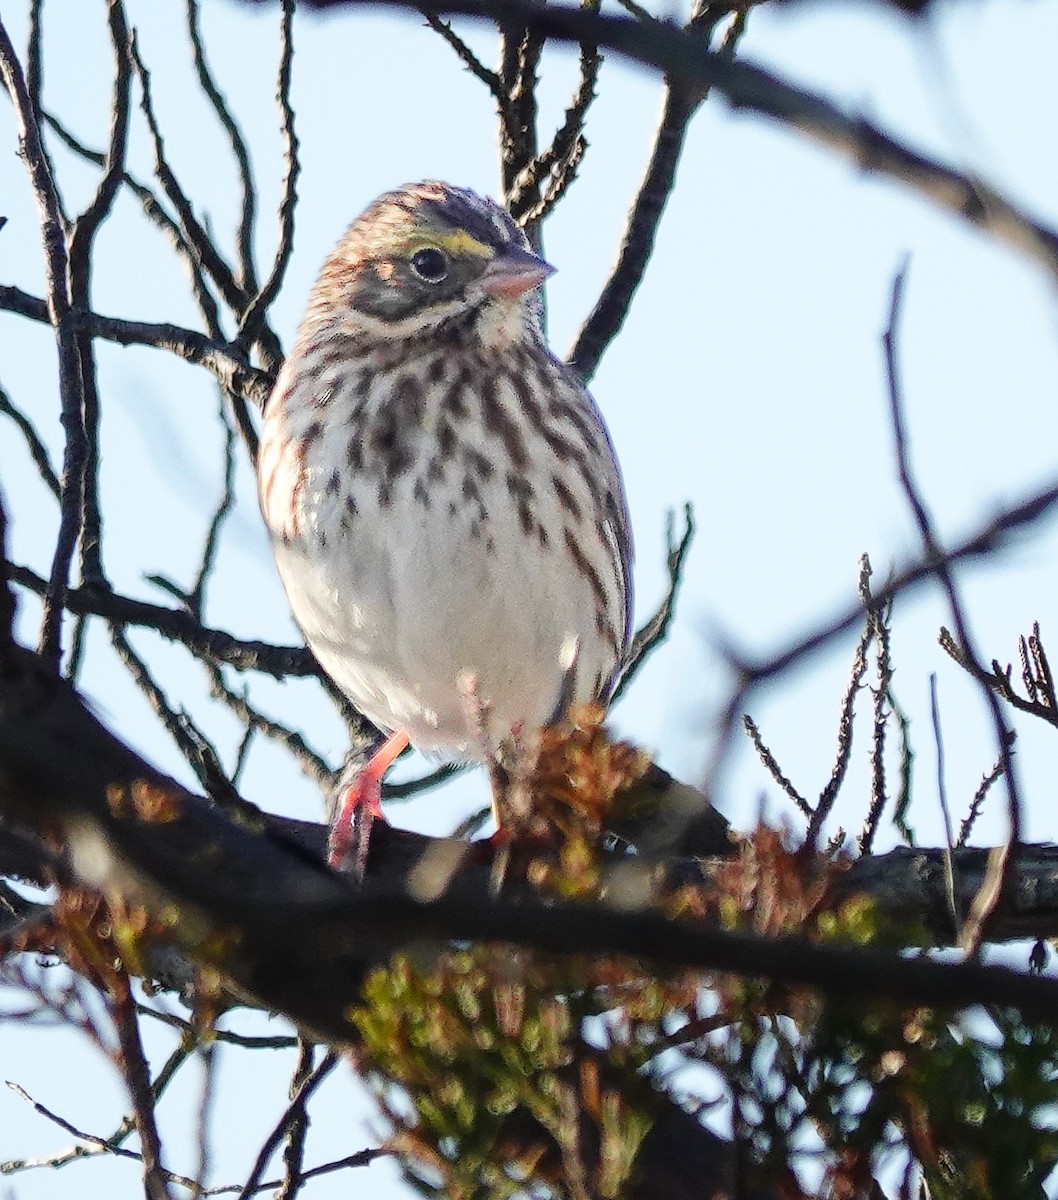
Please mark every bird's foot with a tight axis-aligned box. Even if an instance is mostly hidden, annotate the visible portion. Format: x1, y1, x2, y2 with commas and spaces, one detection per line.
327, 729, 409, 874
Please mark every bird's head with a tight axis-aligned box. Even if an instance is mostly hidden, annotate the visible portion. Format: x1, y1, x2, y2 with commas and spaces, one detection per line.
311, 181, 554, 347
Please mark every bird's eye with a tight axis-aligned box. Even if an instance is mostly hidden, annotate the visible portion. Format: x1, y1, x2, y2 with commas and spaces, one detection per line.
410, 247, 448, 283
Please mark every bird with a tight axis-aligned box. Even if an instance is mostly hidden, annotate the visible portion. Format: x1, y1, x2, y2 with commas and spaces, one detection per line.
256, 181, 633, 868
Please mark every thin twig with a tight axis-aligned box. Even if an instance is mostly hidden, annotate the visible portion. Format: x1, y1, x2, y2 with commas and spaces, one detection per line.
2, 1078, 375, 1196
498, 27, 544, 217
886, 684, 915, 847
8, 560, 314, 676
3, 1078, 373, 1197
67, 0, 131, 254
941, 622, 1058, 730
186, 0, 259, 295
236, 1050, 339, 1200
25, 0, 45, 125
956, 750, 1008, 849
192, 1038, 219, 1199
189, 391, 239, 618
129, 32, 246, 321
2, 1082, 185, 1187
0, 283, 272, 405
296, 0, 1058, 286
382, 760, 465, 799
804, 609, 872, 851
610, 504, 695, 703
422, 12, 504, 98
882, 261, 1021, 955
567, 16, 716, 382
276, 1041, 316, 1200
511, 2, 601, 231
0, 380, 60, 497
203, 659, 337, 789
136, 1003, 300, 1049
40, 109, 226, 339
67, 0, 133, 591
742, 714, 811, 818
110, 623, 244, 805
859, 557, 895, 854
929, 673, 960, 939
12, 1036, 199, 1175
0, 17, 86, 669
236, 0, 298, 374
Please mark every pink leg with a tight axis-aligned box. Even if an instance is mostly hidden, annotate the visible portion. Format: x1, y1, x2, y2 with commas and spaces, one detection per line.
327, 730, 410, 871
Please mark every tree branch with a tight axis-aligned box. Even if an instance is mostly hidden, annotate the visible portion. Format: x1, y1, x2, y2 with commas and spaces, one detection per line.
236, 0, 1058, 288
0, 17, 86, 668
0, 284, 273, 406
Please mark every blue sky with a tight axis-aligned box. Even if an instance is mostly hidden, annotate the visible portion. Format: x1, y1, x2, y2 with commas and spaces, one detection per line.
3, 0, 1058, 1195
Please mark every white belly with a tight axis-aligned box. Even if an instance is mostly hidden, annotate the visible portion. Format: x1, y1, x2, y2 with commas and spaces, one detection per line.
273, 483, 613, 753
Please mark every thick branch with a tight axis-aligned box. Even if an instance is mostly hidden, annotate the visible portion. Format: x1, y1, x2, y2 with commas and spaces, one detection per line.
3, 646, 1058, 1044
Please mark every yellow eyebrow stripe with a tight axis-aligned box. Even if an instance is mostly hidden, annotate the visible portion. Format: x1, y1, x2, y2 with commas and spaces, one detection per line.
410, 230, 493, 260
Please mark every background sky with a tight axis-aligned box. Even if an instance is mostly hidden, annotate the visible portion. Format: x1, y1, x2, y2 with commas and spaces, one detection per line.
3, 0, 1058, 1195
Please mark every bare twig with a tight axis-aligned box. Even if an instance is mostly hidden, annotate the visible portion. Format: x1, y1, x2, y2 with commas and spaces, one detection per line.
957, 750, 1008, 850
804, 611, 872, 851
189, 391, 239, 618
276, 1041, 316, 1200
40, 108, 226, 339
742, 713, 811, 818
929, 673, 959, 939
0, 17, 86, 669
136, 1003, 300, 1049
3, 1082, 184, 1184
610, 504, 694, 703
886, 685, 915, 847
236, 1050, 340, 1200
941, 622, 1058, 731
67, 0, 131, 257
110, 624, 239, 802
192, 1038, 219, 1199
882, 262, 1020, 955
25, 0, 45, 123
186, 0, 259, 295
382, 760, 465, 799
859, 558, 895, 854
203, 659, 338, 790
12, 1035, 200, 1177
67, 0, 133, 590
236, 0, 298, 373
2, 1075, 375, 1197
568, 11, 721, 382
129, 32, 245, 321
0, 379, 60, 498
511, 3, 601, 231
422, 12, 504, 99
8, 560, 314, 676
0, 283, 273, 405
498, 27, 545, 222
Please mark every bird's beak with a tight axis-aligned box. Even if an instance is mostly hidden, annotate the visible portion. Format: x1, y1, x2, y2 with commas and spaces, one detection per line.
480, 244, 555, 299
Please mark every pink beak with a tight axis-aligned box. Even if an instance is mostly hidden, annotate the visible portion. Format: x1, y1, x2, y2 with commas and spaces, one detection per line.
480, 244, 555, 299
